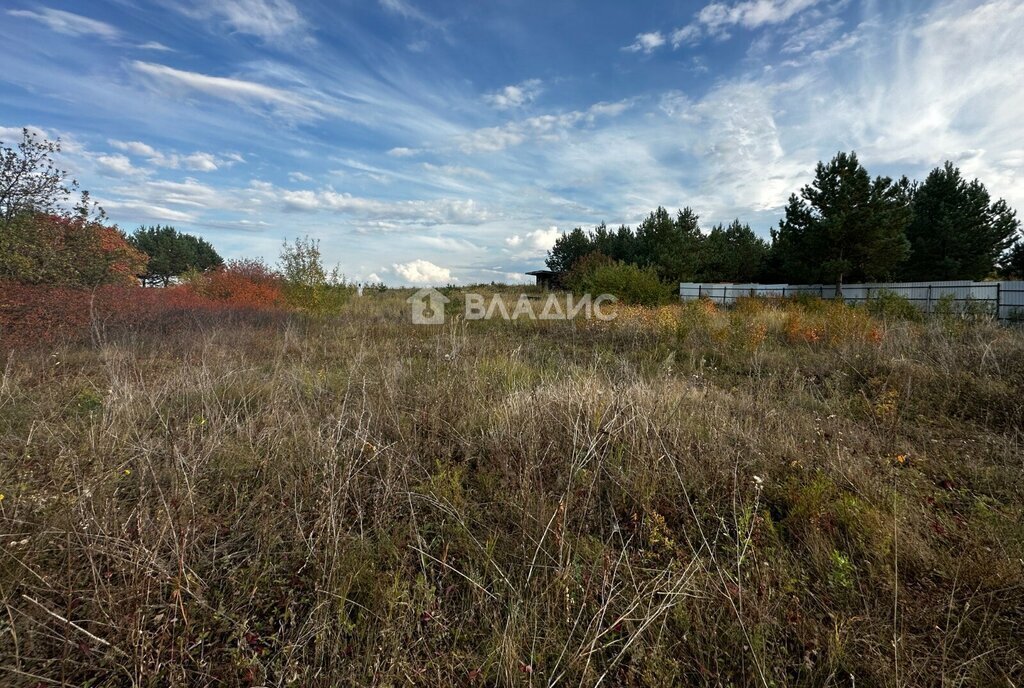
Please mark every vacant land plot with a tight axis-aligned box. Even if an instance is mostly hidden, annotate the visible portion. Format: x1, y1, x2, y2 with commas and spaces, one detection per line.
1, 292, 1022, 686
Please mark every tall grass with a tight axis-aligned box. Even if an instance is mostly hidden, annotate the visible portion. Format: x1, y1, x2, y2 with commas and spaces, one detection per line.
1, 292, 1022, 685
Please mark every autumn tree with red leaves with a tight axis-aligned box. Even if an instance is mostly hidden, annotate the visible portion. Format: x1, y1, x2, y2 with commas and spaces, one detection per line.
0, 128, 147, 286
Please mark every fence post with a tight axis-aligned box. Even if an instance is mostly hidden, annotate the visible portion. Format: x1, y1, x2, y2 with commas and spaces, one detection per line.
997, 281, 1002, 321
698, 285, 702, 299
926, 284, 932, 315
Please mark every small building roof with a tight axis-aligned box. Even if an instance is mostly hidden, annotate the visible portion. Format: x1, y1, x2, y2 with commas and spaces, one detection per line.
525, 269, 559, 276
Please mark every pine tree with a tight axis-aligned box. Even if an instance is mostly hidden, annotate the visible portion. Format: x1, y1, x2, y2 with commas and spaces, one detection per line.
770, 152, 911, 294
698, 220, 768, 282
545, 227, 593, 273
903, 162, 1020, 280
635, 207, 702, 283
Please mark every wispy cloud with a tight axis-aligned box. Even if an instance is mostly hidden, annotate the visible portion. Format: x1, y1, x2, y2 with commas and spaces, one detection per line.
623, 31, 666, 53
457, 100, 634, 153
661, 0, 827, 49
378, 0, 443, 30
136, 41, 174, 52
130, 61, 332, 121
6, 7, 119, 39
176, 0, 307, 41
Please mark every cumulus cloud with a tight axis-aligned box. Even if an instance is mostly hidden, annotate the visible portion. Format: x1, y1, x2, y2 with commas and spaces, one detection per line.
505, 227, 561, 255
393, 259, 452, 284
95, 154, 146, 177
623, 31, 666, 54
6, 8, 120, 39
183, 152, 220, 171
484, 79, 542, 109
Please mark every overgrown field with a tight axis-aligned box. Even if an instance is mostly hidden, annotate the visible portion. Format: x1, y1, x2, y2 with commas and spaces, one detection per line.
1, 291, 1022, 686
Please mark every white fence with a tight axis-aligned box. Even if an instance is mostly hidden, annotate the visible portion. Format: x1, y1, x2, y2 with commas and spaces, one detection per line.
679, 281, 1024, 322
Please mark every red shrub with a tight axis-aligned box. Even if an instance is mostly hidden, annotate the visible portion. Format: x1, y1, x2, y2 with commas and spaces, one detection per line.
195, 260, 285, 309
1, 278, 287, 350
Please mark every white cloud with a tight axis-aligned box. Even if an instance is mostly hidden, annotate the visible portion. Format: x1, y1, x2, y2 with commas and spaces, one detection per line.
393, 259, 452, 284
378, 0, 443, 30
183, 152, 220, 172
289, 171, 313, 182
698, 0, 822, 32
274, 186, 489, 225
484, 79, 542, 109
457, 100, 633, 153
136, 41, 174, 51
671, 25, 702, 47
109, 140, 158, 157
781, 17, 842, 54
387, 147, 419, 157
95, 154, 145, 177
6, 8, 119, 39
623, 31, 666, 54
421, 163, 490, 180
108, 139, 239, 172
131, 61, 331, 121
505, 227, 560, 255
177, 0, 306, 40
98, 200, 195, 223
668, 0, 825, 46
524, 227, 561, 252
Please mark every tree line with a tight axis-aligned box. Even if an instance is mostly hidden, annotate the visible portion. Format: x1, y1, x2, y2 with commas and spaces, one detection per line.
548, 152, 1024, 292
0, 129, 362, 316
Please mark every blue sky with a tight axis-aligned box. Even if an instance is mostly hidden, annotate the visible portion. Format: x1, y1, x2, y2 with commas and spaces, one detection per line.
2, 0, 1022, 285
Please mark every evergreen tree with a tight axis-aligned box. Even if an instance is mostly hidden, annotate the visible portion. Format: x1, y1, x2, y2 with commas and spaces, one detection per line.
770, 152, 911, 294
903, 162, 1020, 280
697, 220, 769, 282
129, 225, 222, 286
545, 227, 594, 273
1000, 239, 1024, 279
635, 207, 702, 283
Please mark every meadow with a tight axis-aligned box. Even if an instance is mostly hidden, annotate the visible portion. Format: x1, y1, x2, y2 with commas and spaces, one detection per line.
1, 290, 1022, 686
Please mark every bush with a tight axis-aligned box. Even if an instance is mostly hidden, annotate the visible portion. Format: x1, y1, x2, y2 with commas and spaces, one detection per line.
564, 251, 615, 293
187, 259, 285, 309
278, 237, 355, 315
866, 289, 921, 321
577, 261, 671, 307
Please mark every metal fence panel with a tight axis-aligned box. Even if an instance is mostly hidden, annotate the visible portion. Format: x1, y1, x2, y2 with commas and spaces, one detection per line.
678, 280, 1020, 322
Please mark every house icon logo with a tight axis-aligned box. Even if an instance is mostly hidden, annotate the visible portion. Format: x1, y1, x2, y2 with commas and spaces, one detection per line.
407, 288, 450, 325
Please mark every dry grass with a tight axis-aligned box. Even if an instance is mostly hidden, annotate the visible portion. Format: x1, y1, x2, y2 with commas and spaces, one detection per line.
1, 291, 1023, 686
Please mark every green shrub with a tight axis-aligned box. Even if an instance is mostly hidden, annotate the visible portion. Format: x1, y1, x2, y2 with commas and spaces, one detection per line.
866, 288, 921, 321
278, 236, 355, 315
568, 257, 671, 306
